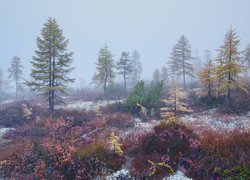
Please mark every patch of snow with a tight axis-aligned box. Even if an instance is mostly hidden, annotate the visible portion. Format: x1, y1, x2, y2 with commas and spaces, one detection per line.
164, 171, 192, 180
56, 99, 124, 111
181, 108, 250, 132
121, 118, 160, 140
0, 128, 15, 145
106, 169, 131, 180
0, 99, 16, 105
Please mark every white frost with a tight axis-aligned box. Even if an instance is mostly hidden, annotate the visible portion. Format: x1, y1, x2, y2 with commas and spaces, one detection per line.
164, 171, 192, 180
0, 128, 15, 145
56, 99, 124, 111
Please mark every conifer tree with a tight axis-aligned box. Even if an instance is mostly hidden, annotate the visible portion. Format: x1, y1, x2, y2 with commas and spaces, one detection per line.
153, 68, 160, 82
169, 36, 194, 89
199, 50, 214, 98
26, 18, 74, 113
8, 56, 23, 98
214, 27, 246, 102
116, 51, 133, 91
131, 50, 142, 84
161, 84, 192, 120
92, 44, 115, 95
160, 66, 169, 84
243, 44, 250, 70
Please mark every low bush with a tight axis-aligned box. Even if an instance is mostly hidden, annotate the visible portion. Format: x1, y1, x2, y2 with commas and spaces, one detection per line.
124, 80, 163, 116
0, 101, 35, 127
129, 121, 200, 179
192, 130, 250, 179
90, 113, 134, 130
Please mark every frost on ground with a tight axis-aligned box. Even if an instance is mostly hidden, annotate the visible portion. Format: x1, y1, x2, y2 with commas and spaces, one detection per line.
105, 169, 131, 180
0, 128, 14, 145
120, 118, 160, 140
164, 171, 192, 180
181, 108, 250, 133
56, 99, 124, 111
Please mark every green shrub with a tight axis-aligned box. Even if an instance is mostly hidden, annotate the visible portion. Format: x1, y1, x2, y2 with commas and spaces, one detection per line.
124, 80, 163, 114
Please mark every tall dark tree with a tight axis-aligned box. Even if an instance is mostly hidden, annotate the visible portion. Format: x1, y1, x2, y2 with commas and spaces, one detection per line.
169, 35, 194, 89
26, 18, 74, 114
117, 51, 133, 91
8, 56, 23, 98
92, 44, 115, 95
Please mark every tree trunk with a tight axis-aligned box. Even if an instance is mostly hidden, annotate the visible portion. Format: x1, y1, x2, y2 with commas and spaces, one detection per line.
124, 67, 127, 91
182, 52, 186, 90
52, 55, 55, 114
16, 79, 18, 98
49, 55, 52, 113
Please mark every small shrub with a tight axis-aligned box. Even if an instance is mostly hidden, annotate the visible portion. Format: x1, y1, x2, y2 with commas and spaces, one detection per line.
0, 102, 34, 127
222, 166, 250, 179
124, 80, 163, 115
129, 120, 199, 179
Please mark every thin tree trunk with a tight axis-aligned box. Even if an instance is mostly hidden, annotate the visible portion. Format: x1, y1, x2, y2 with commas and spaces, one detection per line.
124, 66, 127, 91
182, 51, 186, 90
52, 55, 55, 113
16, 79, 18, 98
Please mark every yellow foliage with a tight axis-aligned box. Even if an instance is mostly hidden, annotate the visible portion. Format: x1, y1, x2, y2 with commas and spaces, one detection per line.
161, 85, 192, 119
199, 60, 215, 97
214, 27, 248, 97
21, 103, 32, 119
148, 159, 174, 176
94, 105, 102, 116
137, 103, 147, 116
77, 141, 107, 158
110, 132, 123, 155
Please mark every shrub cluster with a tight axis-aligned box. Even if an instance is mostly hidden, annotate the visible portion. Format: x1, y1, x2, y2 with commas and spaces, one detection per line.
126, 120, 250, 179
124, 80, 163, 115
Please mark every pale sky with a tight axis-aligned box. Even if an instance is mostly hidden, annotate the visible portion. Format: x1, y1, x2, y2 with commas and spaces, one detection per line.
0, 0, 249, 88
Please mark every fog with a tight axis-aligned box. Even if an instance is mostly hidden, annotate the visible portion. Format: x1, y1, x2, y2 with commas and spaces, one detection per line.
0, 0, 249, 89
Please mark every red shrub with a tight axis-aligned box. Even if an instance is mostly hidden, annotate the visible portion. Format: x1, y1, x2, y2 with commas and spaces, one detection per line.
129, 121, 200, 179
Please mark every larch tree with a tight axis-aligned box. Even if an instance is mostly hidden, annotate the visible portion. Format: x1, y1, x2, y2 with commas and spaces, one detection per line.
169, 36, 194, 89
161, 84, 192, 120
199, 50, 214, 98
116, 51, 133, 91
153, 68, 160, 82
26, 18, 75, 114
131, 50, 142, 84
243, 44, 250, 71
92, 44, 115, 96
8, 56, 23, 98
160, 66, 169, 85
214, 27, 246, 102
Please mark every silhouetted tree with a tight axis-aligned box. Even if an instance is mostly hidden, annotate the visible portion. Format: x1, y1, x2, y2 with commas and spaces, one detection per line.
8, 56, 23, 98
199, 51, 214, 98
243, 44, 250, 71
153, 68, 160, 82
169, 35, 194, 89
160, 66, 169, 85
131, 50, 142, 84
92, 44, 115, 96
116, 51, 133, 91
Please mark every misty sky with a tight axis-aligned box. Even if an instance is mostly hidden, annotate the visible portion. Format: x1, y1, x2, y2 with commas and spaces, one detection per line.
0, 0, 249, 88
